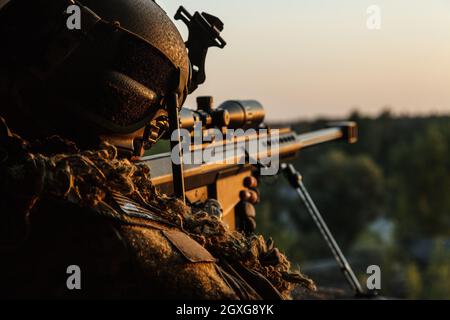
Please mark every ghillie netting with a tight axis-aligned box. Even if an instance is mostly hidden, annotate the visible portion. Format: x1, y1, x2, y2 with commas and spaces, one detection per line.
0, 119, 316, 299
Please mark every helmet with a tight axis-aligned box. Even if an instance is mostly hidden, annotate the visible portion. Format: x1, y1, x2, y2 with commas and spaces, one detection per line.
0, 0, 190, 154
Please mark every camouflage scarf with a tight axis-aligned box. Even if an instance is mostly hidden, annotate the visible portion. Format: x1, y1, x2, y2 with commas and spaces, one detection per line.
0, 117, 316, 298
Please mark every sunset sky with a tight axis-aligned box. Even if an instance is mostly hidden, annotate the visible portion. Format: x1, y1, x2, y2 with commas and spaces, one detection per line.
161, 0, 450, 121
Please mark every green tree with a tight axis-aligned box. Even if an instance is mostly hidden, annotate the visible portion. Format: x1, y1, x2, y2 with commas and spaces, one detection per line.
423, 240, 450, 299
390, 124, 450, 242
302, 150, 385, 250
404, 263, 422, 299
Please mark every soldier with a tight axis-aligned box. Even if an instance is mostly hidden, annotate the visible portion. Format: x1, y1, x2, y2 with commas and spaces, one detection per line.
0, 0, 314, 299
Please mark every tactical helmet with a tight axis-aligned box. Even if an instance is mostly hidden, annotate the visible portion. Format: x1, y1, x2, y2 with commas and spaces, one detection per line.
0, 0, 190, 154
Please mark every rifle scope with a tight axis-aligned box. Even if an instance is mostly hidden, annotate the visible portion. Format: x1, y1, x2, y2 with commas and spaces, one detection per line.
179, 97, 265, 131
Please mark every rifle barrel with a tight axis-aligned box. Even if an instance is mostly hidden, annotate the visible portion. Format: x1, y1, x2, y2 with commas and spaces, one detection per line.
137, 122, 357, 194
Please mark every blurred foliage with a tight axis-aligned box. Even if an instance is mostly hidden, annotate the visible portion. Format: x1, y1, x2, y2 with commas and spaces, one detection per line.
257, 112, 450, 299
303, 151, 384, 249
424, 240, 450, 299
390, 125, 450, 242
404, 263, 422, 299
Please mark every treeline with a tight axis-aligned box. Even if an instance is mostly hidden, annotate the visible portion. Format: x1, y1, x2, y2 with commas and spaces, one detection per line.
257, 111, 450, 299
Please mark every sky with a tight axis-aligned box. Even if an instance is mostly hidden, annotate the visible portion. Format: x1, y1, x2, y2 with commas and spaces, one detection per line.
159, 0, 450, 121
1, 0, 449, 121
